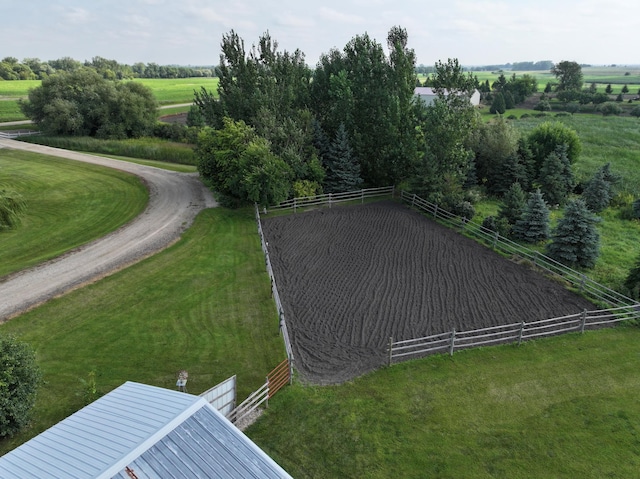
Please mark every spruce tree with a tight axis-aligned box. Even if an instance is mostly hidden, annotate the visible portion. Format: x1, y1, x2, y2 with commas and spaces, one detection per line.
513, 189, 550, 243
490, 92, 506, 114
538, 144, 574, 207
546, 199, 600, 269
323, 123, 362, 193
582, 168, 611, 213
498, 182, 527, 226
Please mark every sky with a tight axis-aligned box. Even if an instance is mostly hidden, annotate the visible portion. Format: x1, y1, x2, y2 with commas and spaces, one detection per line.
2, 0, 638, 68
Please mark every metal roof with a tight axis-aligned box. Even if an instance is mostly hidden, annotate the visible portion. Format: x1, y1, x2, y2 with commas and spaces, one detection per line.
0, 381, 291, 479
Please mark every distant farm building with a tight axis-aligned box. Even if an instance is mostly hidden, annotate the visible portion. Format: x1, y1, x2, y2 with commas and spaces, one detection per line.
414, 87, 481, 107
0, 381, 292, 479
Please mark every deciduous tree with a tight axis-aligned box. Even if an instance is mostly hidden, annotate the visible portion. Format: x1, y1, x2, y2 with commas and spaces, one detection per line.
551, 61, 583, 91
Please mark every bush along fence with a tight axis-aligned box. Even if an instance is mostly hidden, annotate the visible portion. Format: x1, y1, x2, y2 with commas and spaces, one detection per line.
390, 191, 640, 364
263, 186, 395, 214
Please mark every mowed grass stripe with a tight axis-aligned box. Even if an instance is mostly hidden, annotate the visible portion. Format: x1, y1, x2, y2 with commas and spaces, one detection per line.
248, 326, 640, 478
0, 207, 284, 454
0, 150, 148, 278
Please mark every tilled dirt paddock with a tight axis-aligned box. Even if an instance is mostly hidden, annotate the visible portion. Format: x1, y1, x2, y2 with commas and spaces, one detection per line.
261, 201, 596, 384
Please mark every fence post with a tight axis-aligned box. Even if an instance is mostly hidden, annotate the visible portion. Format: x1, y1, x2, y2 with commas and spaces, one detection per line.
434, 204, 439, 219
533, 251, 538, 267
449, 328, 456, 356
361, 189, 365, 204
580, 309, 587, 333
392, 185, 395, 198
492, 231, 498, 249
518, 321, 525, 345
329, 193, 332, 208
580, 274, 585, 292
388, 336, 393, 366
293, 197, 297, 213
265, 376, 269, 408
411, 193, 416, 208
288, 356, 294, 385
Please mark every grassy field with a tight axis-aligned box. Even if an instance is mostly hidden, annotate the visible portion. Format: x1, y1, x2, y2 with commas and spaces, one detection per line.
0, 150, 148, 278
0, 207, 285, 455
0, 77, 217, 121
248, 325, 640, 478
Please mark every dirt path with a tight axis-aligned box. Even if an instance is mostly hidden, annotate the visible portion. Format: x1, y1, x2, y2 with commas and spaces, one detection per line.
0, 139, 216, 321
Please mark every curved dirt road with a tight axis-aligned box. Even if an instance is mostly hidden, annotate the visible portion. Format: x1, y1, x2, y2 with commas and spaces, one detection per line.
0, 139, 216, 321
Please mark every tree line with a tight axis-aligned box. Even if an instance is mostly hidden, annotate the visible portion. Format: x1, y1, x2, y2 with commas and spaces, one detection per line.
0, 56, 214, 81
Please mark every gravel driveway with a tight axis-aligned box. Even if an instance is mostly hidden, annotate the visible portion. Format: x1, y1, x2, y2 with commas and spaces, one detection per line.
0, 139, 216, 321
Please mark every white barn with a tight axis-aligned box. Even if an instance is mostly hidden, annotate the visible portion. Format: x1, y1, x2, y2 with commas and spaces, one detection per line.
0, 381, 292, 479
414, 87, 481, 107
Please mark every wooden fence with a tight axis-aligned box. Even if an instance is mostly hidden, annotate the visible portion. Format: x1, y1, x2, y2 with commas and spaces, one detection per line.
400, 191, 637, 309
255, 205, 295, 365
388, 305, 640, 363
391, 191, 640, 364
227, 359, 291, 425
0, 130, 40, 139
264, 186, 395, 213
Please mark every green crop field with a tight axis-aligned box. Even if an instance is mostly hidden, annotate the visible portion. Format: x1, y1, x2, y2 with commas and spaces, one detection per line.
0, 77, 218, 121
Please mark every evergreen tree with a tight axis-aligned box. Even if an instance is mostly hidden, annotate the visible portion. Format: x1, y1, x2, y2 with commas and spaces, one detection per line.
498, 182, 527, 226
323, 123, 363, 193
512, 189, 550, 243
605, 84, 613, 94
546, 199, 600, 268
490, 92, 506, 114
624, 252, 640, 299
582, 168, 611, 213
504, 90, 515, 109
538, 144, 574, 206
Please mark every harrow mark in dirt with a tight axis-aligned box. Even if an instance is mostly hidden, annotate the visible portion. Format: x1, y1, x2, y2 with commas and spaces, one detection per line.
261, 201, 596, 384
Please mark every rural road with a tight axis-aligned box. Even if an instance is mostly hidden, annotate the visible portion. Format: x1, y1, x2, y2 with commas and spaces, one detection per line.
0, 139, 216, 321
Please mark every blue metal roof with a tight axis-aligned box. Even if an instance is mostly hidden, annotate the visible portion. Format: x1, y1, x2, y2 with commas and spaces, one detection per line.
0, 382, 291, 479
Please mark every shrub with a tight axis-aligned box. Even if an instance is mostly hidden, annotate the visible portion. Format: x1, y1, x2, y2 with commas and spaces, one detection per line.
624, 253, 640, 299
582, 169, 611, 213
0, 335, 42, 437
534, 100, 551, 111
490, 92, 506, 114
482, 215, 511, 237
633, 198, 640, 219
0, 190, 27, 230
630, 105, 640, 118
599, 102, 622, 116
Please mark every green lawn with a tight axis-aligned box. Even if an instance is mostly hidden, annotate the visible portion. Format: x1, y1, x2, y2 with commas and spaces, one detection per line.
0, 150, 148, 278
0, 207, 285, 454
248, 326, 640, 478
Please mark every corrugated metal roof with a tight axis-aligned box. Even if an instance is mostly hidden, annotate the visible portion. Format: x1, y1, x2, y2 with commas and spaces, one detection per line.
0, 381, 291, 479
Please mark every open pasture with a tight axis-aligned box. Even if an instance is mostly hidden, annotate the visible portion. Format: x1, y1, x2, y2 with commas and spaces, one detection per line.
261, 201, 596, 384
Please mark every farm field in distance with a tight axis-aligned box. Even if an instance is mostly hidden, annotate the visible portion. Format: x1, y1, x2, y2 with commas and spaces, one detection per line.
0, 77, 219, 121
261, 201, 596, 384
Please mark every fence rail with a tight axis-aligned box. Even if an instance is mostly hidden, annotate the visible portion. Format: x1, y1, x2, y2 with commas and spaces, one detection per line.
401, 191, 637, 309
227, 359, 291, 426
265, 186, 395, 213
0, 130, 41, 139
255, 205, 295, 366
389, 305, 640, 363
